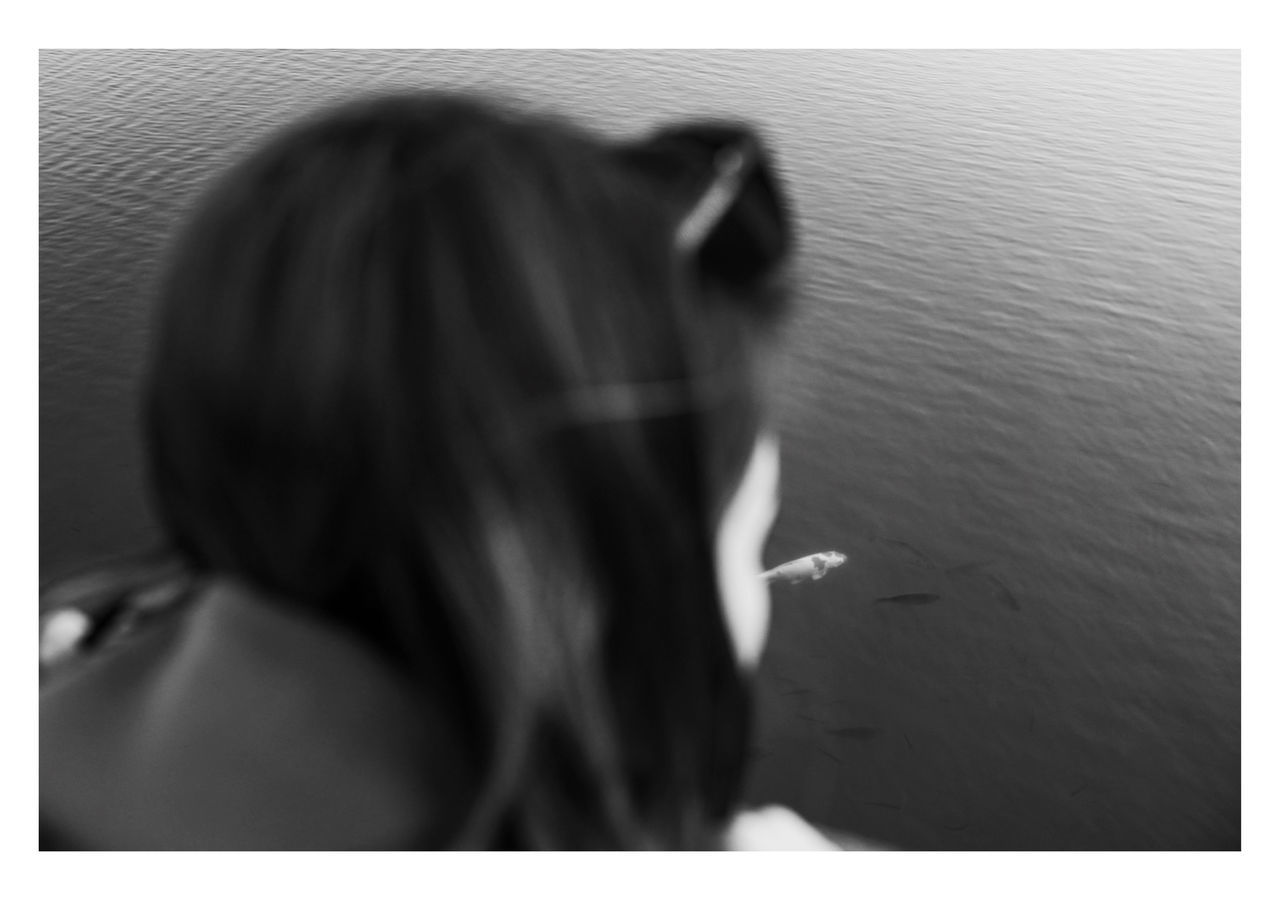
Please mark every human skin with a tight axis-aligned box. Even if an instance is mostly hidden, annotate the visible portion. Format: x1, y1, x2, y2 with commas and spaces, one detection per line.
714, 433, 780, 667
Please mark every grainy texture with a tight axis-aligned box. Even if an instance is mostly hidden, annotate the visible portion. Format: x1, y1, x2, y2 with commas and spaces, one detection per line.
41, 50, 1239, 849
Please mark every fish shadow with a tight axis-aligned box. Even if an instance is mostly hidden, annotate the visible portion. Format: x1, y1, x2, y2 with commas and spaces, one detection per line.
858, 533, 1023, 612
873, 592, 942, 606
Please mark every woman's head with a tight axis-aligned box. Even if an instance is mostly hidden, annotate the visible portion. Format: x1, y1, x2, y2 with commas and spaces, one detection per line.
143, 92, 793, 848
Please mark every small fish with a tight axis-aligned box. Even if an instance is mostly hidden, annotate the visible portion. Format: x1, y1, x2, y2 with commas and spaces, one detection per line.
982, 574, 1021, 611
818, 748, 844, 764
779, 688, 811, 697
871, 536, 935, 569
39, 609, 91, 668
874, 593, 942, 605
827, 726, 881, 741
761, 551, 848, 585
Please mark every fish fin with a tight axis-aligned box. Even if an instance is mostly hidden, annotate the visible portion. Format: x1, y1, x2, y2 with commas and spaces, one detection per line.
872, 535, 935, 569
983, 573, 1021, 610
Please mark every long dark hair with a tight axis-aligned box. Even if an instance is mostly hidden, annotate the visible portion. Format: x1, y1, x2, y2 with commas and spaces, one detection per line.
60, 92, 793, 849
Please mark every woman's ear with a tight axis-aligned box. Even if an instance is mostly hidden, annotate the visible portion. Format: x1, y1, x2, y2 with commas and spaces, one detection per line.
617, 123, 792, 288
677, 135, 792, 288
674, 144, 752, 254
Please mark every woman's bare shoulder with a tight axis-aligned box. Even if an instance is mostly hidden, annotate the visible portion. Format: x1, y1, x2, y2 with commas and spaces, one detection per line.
724, 805, 893, 851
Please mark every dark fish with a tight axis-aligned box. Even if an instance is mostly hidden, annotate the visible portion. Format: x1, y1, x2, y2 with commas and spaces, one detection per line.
874, 593, 942, 605
871, 536, 935, 569
982, 574, 1021, 611
1068, 783, 1088, 798
827, 726, 881, 741
780, 688, 811, 697
818, 748, 844, 764
901, 731, 914, 751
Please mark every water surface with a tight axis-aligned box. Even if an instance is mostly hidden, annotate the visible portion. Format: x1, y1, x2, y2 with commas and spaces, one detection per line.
40, 50, 1240, 849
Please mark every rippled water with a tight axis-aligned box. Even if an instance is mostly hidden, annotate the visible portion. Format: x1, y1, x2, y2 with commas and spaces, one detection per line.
39, 50, 1239, 849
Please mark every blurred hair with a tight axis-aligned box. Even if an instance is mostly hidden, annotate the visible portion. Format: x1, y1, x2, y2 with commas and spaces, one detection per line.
51, 92, 794, 849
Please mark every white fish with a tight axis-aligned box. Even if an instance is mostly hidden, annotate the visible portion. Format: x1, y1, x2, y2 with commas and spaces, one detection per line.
760, 551, 847, 585
39, 608, 91, 668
